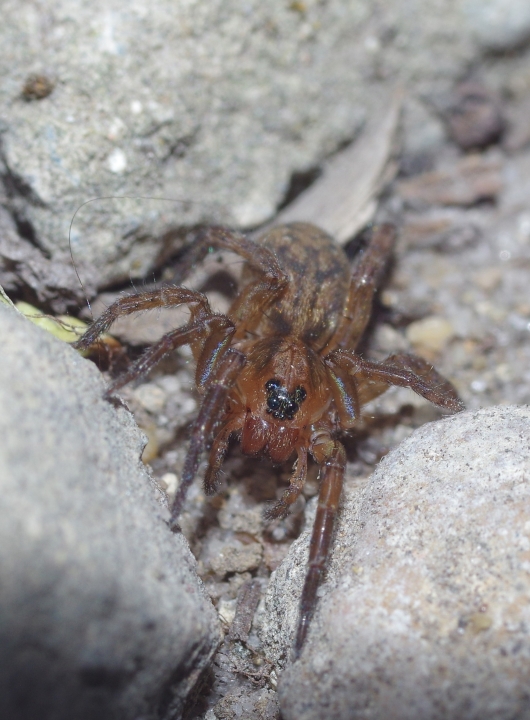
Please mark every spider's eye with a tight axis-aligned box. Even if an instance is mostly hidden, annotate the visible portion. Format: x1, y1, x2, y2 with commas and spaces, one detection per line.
264, 380, 306, 421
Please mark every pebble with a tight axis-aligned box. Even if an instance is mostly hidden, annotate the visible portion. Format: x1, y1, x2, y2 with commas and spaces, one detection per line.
465, 0, 530, 51
405, 315, 455, 353
218, 488, 264, 537
202, 532, 263, 577
472, 266, 502, 292
132, 383, 167, 414
445, 82, 505, 150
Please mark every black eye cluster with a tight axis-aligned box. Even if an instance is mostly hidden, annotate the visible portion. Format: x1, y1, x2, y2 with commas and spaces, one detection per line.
265, 379, 307, 421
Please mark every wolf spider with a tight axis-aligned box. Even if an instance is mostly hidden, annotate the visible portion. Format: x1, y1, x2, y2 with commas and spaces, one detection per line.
73, 221, 464, 658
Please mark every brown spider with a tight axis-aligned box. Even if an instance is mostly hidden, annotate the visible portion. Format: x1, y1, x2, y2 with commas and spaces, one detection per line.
73, 222, 464, 658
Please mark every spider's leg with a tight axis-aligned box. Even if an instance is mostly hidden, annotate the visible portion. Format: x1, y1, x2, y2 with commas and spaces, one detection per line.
203, 416, 243, 496
170, 348, 246, 525
327, 351, 464, 412
264, 446, 308, 520
198, 226, 288, 335
73, 282, 240, 395
321, 224, 396, 354
295, 440, 346, 658
107, 315, 235, 395
379, 353, 465, 411
72, 286, 212, 351
326, 359, 361, 429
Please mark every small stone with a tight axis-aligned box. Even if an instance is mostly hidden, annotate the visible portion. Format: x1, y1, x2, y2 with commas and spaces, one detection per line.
160, 471, 178, 498
140, 421, 159, 463
218, 488, 264, 537
132, 383, 167, 414
217, 597, 238, 627
445, 83, 505, 151
405, 315, 455, 353
203, 532, 263, 577
21, 73, 55, 101
397, 154, 502, 207
466, 0, 530, 51
380, 289, 400, 308
107, 147, 127, 173
211, 543, 263, 576
473, 266, 502, 291
372, 324, 409, 354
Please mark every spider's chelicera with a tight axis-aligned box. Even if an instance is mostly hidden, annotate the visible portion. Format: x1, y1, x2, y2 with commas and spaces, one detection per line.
73, 222, 464, 659
265, 379, 306, 421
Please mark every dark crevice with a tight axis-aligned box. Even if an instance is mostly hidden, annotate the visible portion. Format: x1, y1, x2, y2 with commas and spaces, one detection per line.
181, 665, 216, 720
0, 141, 50, 257
276, 124, 367, 214
276, 166, 322, 211
10, 212, 52, 258
0, 157, 47, 211
156, 649, 207, 719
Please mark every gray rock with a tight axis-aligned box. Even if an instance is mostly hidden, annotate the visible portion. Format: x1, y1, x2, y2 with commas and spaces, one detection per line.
0, 303, 220, 720
464, 0, 530, 51
0, 0, 484, 300
259, 406, 530, 720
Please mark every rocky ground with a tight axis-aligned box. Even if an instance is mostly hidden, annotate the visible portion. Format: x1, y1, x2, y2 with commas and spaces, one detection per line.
74, 75, 530, 718
2, 3, 530, 718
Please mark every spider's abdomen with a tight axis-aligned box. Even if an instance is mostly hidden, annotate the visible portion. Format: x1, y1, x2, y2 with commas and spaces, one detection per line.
247, 223, 351, 351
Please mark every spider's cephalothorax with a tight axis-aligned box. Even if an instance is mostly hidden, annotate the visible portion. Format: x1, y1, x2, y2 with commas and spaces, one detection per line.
73, 221, 464, 659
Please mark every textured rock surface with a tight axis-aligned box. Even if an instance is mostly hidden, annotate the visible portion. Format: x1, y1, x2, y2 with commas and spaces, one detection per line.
0, 0, 495, 298
2, 3, 530, 716
0, 303, 219, 720
259, 406, 530, 720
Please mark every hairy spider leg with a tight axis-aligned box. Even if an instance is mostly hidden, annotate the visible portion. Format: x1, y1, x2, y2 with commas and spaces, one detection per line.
71, 227, 290, 525
291, 351, 463, 658
171, 348, 246, 524
320, 223, 396, 356
197, 226, 289, 336
294, 440, 346, 658
73, 286, 212, 351
108, 315, 236, 396
72, 285, 239, 395
327, 351, 465, 413
177, 224, 296, 505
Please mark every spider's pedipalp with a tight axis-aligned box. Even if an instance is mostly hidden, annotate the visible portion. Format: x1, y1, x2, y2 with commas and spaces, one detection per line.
264, 446, 308, 521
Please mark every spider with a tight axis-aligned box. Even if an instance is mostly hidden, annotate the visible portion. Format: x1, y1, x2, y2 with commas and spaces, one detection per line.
73, 221, 464, 658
